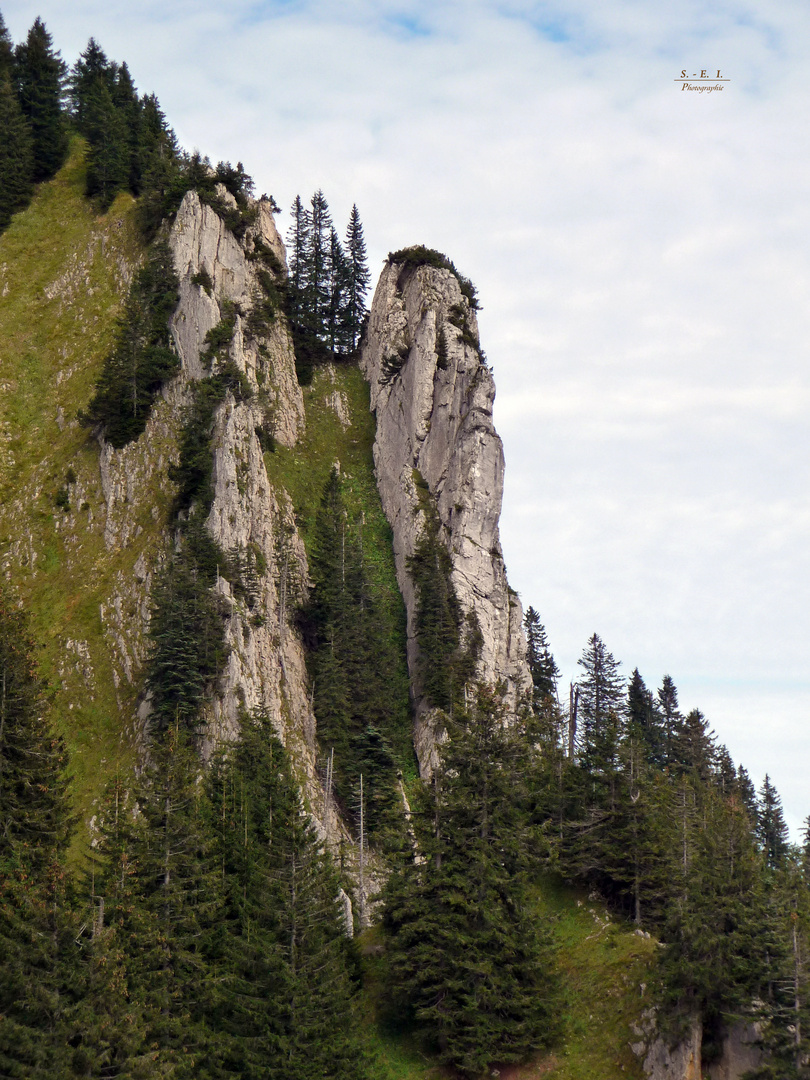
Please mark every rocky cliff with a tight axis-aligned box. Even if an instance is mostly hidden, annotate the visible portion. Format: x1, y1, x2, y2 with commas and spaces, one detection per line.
360, 255, 531, 775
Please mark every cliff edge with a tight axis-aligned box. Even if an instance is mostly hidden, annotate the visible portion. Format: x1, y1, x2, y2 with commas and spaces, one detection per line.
360, 252, 531, 775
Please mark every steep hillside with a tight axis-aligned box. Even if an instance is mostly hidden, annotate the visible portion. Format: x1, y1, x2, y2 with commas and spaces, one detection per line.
0, 142, 413, 852
0, 139, 145, 824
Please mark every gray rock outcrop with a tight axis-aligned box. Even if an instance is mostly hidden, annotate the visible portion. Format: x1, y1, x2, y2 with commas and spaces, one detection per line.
360, 255, 531, 775
95, 189, 341, 836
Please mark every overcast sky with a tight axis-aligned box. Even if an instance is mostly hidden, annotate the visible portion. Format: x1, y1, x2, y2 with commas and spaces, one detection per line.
4, 0, 809, 833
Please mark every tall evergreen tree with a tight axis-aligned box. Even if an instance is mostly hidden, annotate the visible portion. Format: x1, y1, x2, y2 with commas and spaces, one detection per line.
326, 225, 349, 354
133, 725, 220, 1072
14, 17, 67, 181
656, 674, 682, 767
206, 712, 375, 1080
626, 667, 663, 767
69, 37, 115, 132
0, 588, 75, 1077
0, 71, 34, 231
671, 707, 716, 780
306, 469, 403, 831
304, 189, 333, 335
659, 793, 770, 1064
286, 194, 311, 327
523, 606, 560, 705
80, 236, 180, 447
383, 684, 559, 1076
758, 774, 790, 869
343, 204, 370, 351
83, 79, 130, 207
0, 12, 13, 77
575, 632, 623, 772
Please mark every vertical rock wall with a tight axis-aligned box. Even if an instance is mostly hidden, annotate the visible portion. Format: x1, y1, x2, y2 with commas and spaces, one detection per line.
97, 189, 338, 832
360, 257, 531, 775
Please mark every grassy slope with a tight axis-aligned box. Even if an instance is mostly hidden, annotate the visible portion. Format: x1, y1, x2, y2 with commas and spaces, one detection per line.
263, 361, 415, 774
0, 140, 146, 839
360, 877, 656, 1080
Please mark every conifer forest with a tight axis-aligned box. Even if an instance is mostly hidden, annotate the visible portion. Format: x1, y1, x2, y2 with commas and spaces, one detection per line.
1, 12, 809, 1080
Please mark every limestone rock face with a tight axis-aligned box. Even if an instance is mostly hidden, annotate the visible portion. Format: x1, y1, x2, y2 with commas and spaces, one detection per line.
95, 190, 339, 834
360, 258, 531, 775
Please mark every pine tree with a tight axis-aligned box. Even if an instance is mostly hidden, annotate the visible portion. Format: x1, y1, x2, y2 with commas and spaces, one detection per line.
656, 674, 681, 767
80, 237, 180, 447
306, 469, 402, 832
343, 204, 370, 351
123, 723, 220, 1073
326, 226, 349, 354
383, 684, 559, 1075
625, 668, 664, 767
69, 37, 115, 133
145, 546, 228, 734
14, 17, 67, 181
83, 79, 131, 207
206, 711, 374, 1079
407, 500, 481, 715
523, 606, 560, 705
758, 774, 790, 869
0, 71, 34, 231
671, 707, 716, 780
659, 792, 770, 1062
304, 189, 333, 336
575, 632, 623, 773
0, 588, 76, 1077
67, 776, 157, 1078
0, 12, 13, 78
286, 194, 311, 327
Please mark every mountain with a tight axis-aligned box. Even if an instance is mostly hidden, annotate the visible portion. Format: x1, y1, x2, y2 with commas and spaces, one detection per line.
0, 125, 802, 1078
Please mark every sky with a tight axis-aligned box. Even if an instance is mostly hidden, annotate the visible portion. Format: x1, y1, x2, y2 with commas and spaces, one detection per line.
4, 0, 809, 834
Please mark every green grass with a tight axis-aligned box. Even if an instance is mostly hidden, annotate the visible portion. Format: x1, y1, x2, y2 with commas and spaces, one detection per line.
534, 877, 655, 1079
0, 138, 152, 849
263, 360, 415, 775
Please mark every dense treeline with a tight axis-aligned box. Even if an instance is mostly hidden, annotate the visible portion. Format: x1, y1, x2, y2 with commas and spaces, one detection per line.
0, 589, 377, 1078
302, 468, 411, 835
286, 191, 371, 382
522, 616, 810, 1075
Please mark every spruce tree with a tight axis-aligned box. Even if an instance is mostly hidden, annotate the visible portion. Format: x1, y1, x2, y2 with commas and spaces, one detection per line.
207, 711, 375, 1079
659, 792, 770, 1061
80, 237, 180, 447
343, 204, 370, 351
0, 588, 75, 1077
626, 667, 662, 767
656, 674, 682, 767
326, 226, 349, 354
575, 632, 623, 773
0, 12, 13, 78
124, 723, 220, 1073
306, 469, 402, 832
305, 189, 333, 335
83, 79, 131, 207
758, 774, 790, 869
0, 71, 34, 231
671, 707, 716, 780
383, 684, 559, 1075
286, 194, 311, 327
14, 17, 67, 181
523, 606, 560, 706
145, 546, 228, 734
67, 776, 156, 1078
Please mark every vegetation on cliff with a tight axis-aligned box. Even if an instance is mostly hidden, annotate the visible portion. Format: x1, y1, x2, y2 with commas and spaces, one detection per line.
3, 13, 810, 1080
